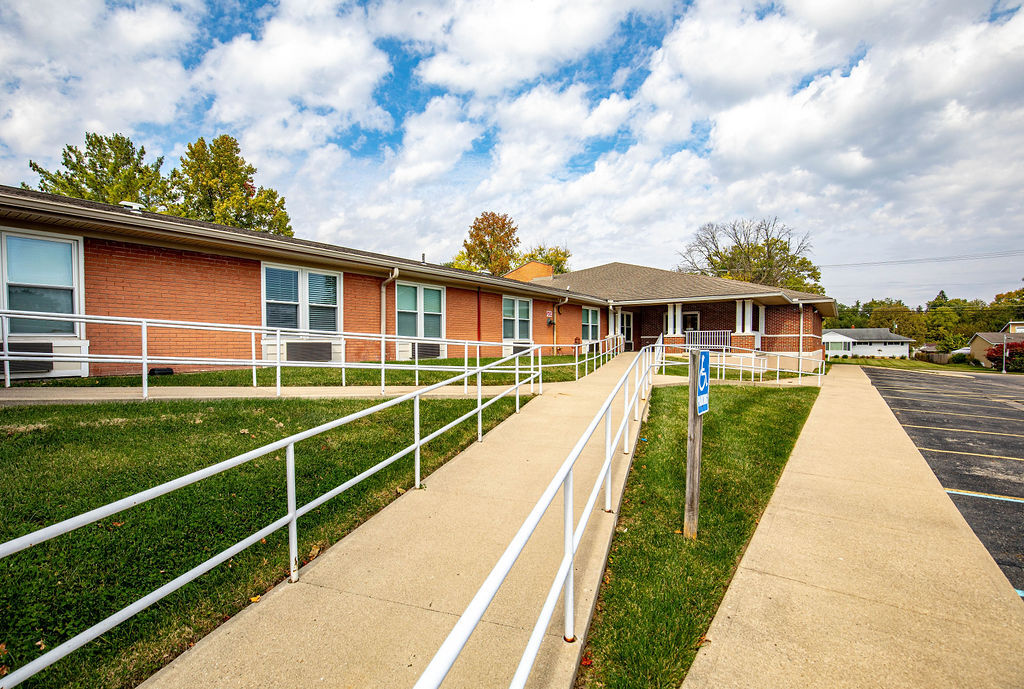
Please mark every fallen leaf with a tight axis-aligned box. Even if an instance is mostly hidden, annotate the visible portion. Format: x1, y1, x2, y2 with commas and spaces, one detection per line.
396, 487, 406, 495
35, 639, 46, 650
239, 429, 249, 435
580, 654, 593, 667
0, 642, 6, 657
673, 529, 682, 534
0, 665, 7, 677
112, 521, 124, 527
260, 538, 267, 544
309, 544, 321, 559
250, 596, 261, 603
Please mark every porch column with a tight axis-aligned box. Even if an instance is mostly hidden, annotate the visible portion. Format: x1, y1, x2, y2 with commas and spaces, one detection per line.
735, 300, 743, 333
743, 300, 754, 333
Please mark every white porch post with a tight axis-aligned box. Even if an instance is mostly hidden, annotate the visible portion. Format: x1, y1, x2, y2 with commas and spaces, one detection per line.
734, 300, 743, 333
743, 300, 753, 335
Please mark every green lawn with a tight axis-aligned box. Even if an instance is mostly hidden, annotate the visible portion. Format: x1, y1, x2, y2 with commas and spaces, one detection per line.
828, 357, 1014, 373
576, 385, 819, 689
0, 395, 521, 688
13, 354, 607, 388
659, 360, 808, 381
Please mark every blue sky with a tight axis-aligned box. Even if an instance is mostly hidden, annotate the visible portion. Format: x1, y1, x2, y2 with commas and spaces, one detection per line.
1, 0, 1022, 305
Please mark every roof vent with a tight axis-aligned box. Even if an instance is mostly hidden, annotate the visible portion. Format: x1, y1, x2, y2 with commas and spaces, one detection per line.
119, 201, 144, 214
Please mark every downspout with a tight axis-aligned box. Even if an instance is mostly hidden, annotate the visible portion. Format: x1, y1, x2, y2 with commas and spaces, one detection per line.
381, 268, 399, 362
477, 287, 482, 342
554, 295, 569, 349
798, 302, 804, 375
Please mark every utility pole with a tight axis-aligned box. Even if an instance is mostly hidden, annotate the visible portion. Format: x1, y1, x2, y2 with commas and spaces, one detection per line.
1003, 333, 1007, 374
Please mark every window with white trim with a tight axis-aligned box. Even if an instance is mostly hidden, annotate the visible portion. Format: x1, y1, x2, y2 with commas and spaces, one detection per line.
664, 305, 699, 336
502, 297, 531, 340
2, 231, 81, 335
826, 341, 851, 351
396, 283, 444, 339
263, 264, 340, 332
582, 307, 599, 341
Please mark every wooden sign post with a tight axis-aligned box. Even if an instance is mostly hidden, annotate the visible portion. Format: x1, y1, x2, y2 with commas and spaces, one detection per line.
684, 349, 708, 539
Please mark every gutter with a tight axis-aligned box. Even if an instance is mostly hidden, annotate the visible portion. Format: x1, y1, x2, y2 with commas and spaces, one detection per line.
0, 188, 607, 305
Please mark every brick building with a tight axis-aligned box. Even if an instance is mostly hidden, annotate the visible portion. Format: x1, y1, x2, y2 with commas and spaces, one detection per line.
0, 186, 834, 379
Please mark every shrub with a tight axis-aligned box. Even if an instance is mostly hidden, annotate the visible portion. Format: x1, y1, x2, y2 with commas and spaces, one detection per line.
841, 354, 848, 359
950, 353, 969, 364
985, 342, 1024, 372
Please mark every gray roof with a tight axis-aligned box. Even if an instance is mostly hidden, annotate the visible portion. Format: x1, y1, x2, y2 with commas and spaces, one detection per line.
533, 262, 835, 314
0, 185, 609, 305
971, 332, 1024, 345
823, 328, 914, 342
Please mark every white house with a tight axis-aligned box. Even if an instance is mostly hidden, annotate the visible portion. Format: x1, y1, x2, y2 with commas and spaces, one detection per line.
822, 328, 913, 359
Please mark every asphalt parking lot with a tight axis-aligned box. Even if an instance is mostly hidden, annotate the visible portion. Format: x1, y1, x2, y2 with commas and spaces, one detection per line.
863, 366, 1024, 597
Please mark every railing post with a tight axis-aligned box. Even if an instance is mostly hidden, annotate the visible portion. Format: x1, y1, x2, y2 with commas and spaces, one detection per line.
380, 335, 386, 394
276, 329, 282, 397
141, 319, 148, 400
530, 347, 535, 394
622, 375, 630, 454
464, 342, 469, 394
341, 337, 347, 387
3, 314, 11, 388
414, 395, 421, 488
563, 468, 576, 642
574, 345, 579, 380
251, 330, 257, 387
604, 407, 613, 512
633, 361, 640, 421
538, 346, 543, 395
287, 442, 298, 583
477, 369, 483, 441
515, 353, 520, 413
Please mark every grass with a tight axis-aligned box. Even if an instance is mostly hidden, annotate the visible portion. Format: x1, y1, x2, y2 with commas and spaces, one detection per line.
827, 357, 1017, 373
659, 361, 806, 381
575, 384, 819, 689
14, 354, 605, 388
0, 395, 522, 688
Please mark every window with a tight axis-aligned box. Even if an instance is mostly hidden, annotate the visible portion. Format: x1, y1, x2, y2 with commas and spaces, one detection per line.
582, 307, 600, 341
664, 305, 699, 336
263, 265, 340, 332
396, 283, 444, 339
826, 341, 851, 352
502, 297, 531, 340
2, 232, 80, 334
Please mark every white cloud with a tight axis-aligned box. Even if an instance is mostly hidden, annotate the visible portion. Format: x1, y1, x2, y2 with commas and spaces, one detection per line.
195, 1, 392, 156
389, 95, 482, 186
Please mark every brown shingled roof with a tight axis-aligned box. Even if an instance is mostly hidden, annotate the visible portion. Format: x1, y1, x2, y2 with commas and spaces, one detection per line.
533, 262, 834, 307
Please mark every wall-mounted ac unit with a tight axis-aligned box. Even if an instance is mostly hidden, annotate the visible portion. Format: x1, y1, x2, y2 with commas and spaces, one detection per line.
8, 342, 54, 373
286, 341, 332, 362
396, 341, 446, 361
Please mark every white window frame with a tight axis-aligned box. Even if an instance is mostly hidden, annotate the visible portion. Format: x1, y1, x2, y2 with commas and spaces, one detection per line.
1, 227, 85, 339
261, 262, 343, 334
664, 305, 699, 336
395, 281, 446, 339
582, 306, 600, 342
502, 295, 532, 342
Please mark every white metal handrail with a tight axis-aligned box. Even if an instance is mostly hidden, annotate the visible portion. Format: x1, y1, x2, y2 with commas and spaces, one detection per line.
0, 309, 624, 396
660, 342, 826, 385
0, 345, 547, 689
414, 335, 664, 689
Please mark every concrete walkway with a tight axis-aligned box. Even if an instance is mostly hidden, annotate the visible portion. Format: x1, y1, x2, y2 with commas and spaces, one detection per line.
140, 353, 644, 689
0, 382, 555, 405
683, 364, 1024, 689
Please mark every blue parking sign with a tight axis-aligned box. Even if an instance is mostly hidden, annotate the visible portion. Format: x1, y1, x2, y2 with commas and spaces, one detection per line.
696, 350, 710, 415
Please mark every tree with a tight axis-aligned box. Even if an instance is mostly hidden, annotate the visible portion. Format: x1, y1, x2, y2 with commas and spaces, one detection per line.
865, 298, 925, 343
460, 211, 521, 275
518, 244, 571, 273
22, 132, 171, 210
167, 135, 292, 236
676, 217, 823, 293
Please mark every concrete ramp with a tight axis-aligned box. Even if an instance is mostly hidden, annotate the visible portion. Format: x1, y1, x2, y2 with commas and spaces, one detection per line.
142, 354, 644, 689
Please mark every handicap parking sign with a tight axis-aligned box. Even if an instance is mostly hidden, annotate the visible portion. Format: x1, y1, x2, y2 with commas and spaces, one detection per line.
696, 350, 710, 415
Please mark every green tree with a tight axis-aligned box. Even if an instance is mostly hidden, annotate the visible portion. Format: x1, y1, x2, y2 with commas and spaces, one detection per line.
22, 132, 170, 210
676, 217, 823, 293
518, 244, 571, 273
460, 211, 521, 275
167, 135, 292, 236
824, 300, 870, 329
865, 298, 925, 343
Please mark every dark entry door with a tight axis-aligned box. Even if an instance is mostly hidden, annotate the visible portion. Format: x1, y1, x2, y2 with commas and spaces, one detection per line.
621, 312, 634, 351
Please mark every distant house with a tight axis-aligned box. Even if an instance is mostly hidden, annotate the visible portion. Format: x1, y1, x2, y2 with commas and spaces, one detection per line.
968, 328, 1024, 368
822, 328, 912, 359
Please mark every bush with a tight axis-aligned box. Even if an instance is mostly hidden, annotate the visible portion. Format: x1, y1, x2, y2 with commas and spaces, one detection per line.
841, 354, 848, 359
950, 353, 969, 364
985, 342, 1024, 372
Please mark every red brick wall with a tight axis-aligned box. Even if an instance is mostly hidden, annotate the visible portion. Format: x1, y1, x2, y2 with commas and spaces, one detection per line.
84, 238, 260, 375
532, 299, 555, 350
762, 305, 822, 354
343, 272, 388, 361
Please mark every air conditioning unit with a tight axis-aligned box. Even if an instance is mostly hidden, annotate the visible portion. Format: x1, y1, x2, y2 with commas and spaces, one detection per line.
502, 341, 532, 357
285, 341, 332, 362
8, 342, 54, 373
396, 341, 446, 361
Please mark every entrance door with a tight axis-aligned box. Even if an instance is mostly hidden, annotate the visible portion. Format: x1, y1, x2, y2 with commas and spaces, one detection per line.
621, 312, 634, 351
